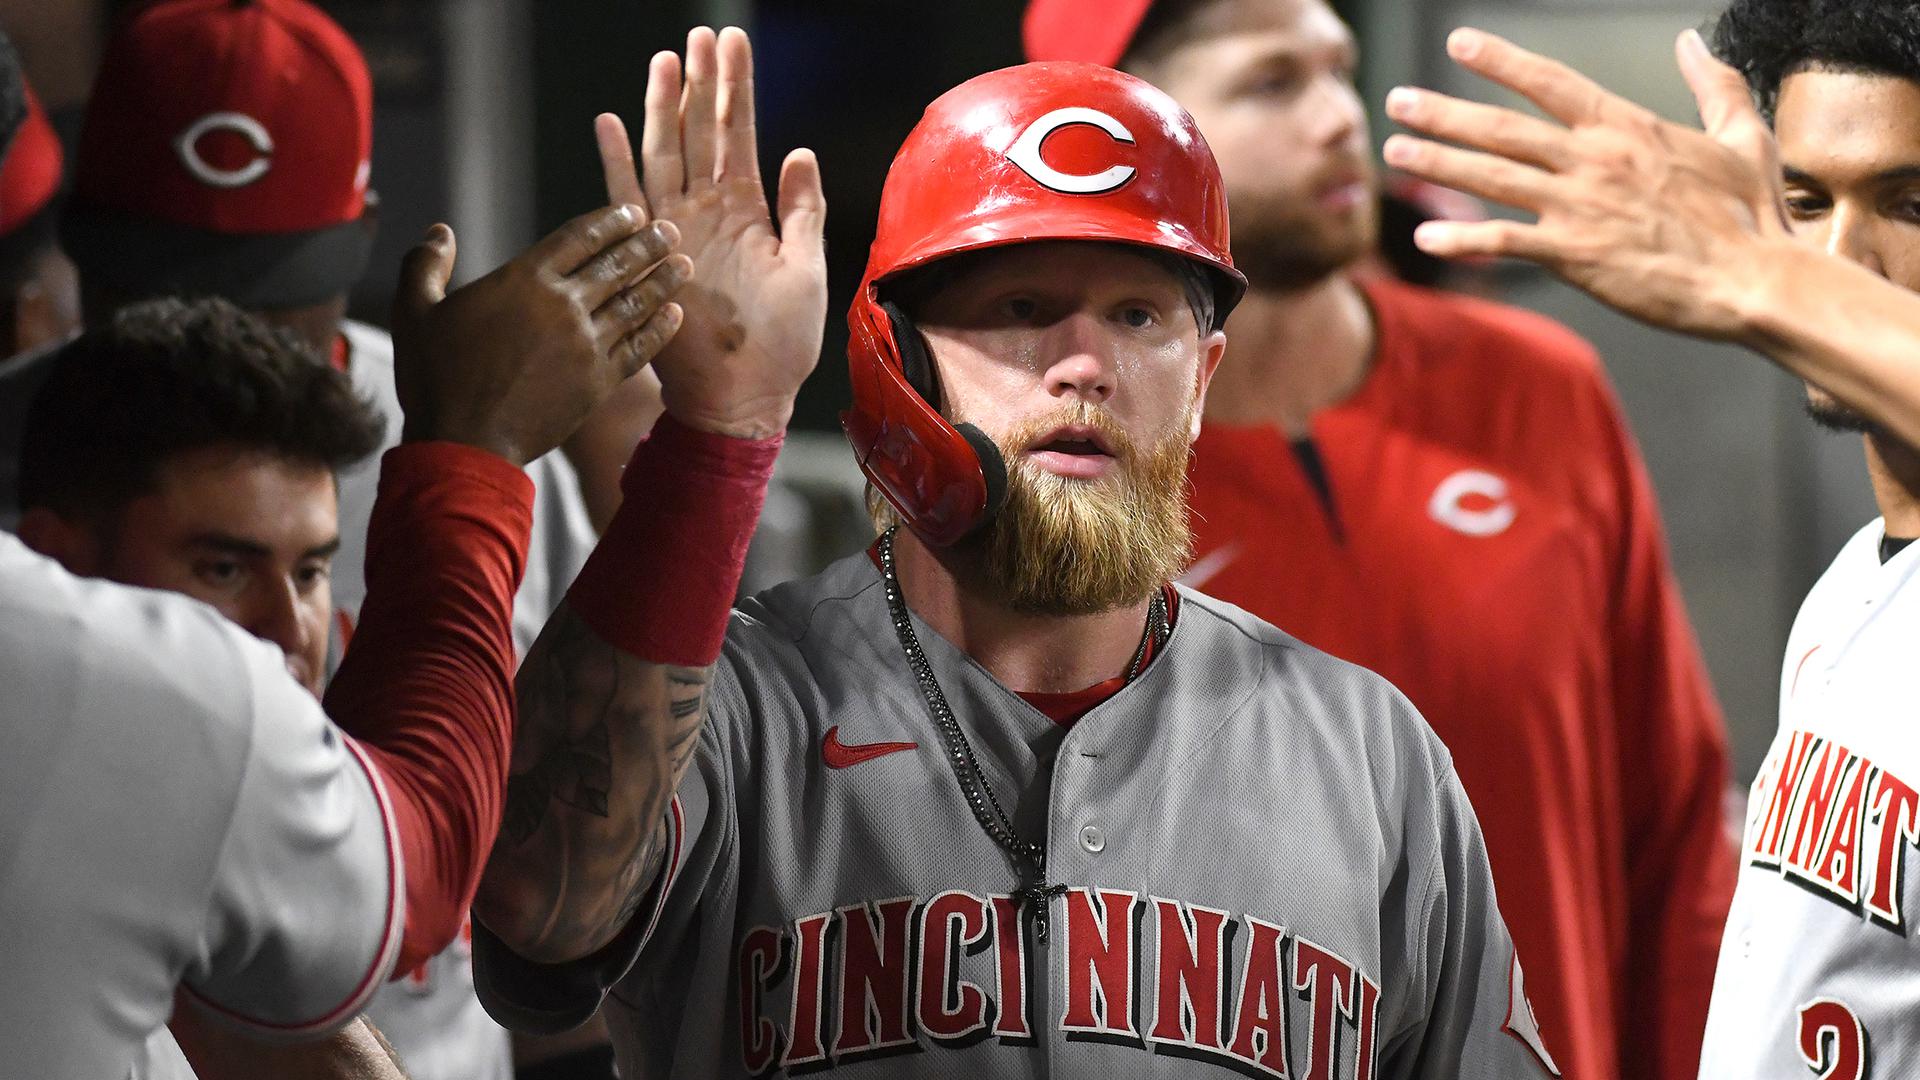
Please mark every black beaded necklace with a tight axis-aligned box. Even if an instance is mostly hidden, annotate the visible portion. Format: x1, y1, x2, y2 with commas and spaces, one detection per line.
876, 526, 1170, 940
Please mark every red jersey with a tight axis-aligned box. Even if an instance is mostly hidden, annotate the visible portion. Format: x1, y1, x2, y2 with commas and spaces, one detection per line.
1187, 277, 1735, 1080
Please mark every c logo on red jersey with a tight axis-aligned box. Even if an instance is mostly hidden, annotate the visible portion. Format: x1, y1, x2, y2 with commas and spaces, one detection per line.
1005, 107, 1137, 195
1798, 998, 1870, 1080
1429, 469, 1516, 538
174, 111, 274, 188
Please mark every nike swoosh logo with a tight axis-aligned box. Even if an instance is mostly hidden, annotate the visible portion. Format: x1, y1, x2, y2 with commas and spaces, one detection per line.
1178, 542, 1242, 591
822, 725, 919, 769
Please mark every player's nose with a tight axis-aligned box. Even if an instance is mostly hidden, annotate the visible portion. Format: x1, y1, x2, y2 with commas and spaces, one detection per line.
1821, 205, 1888, 279
1040, 312, 1116, 404
247, 576, 311, 670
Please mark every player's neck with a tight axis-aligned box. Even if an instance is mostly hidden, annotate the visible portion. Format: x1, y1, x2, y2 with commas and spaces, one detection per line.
1200, 270, 1375, 437
889, 528, 1156, 695
1865, 430, 1920, 540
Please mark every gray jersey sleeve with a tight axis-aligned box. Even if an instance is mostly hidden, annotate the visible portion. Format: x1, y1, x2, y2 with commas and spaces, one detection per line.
178, 628, 405, 1037
1382, 728, 1563, 1079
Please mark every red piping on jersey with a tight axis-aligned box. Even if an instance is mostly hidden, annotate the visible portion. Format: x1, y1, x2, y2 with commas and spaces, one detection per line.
634, 795, 686, 954
178, 734, 403, 1035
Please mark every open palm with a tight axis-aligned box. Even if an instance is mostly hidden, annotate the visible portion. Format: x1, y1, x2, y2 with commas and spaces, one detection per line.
598, 26, 827, 440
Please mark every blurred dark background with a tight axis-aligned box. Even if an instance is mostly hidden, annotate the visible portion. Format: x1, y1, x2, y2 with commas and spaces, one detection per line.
1, 0, 1883, 782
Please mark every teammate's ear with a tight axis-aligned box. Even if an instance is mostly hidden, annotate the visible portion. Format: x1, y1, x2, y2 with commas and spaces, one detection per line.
17, 507, 104, 575
1189, 329, 1228, 443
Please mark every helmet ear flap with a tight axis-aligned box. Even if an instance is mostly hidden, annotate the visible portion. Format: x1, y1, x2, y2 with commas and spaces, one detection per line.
879, 300, 939, 403
870, 298, 1008, 530
953, 422, 1008, 523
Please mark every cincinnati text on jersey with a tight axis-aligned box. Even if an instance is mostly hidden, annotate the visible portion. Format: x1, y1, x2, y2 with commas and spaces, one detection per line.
1745, 728, 1920, 932
735, 888, 1383, 1079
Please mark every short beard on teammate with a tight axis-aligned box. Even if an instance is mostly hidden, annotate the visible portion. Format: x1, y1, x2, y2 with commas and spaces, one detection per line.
1122, 0, 1378, 291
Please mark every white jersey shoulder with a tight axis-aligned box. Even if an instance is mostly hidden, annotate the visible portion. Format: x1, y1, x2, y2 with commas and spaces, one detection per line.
0, 535, 401, 1078
1701, 520, 1920, 1080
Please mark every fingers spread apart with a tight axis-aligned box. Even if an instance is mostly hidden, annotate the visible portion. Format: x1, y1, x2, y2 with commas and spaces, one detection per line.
1385, 86, 1572, 171
1444, 28, 1620, 129
1383, 134, 1557, 213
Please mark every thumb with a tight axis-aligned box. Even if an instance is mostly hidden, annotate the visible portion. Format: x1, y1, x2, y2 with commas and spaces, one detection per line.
1677, 29, 1761, 141
394, 224, 458, 325
775, 148, 826, 264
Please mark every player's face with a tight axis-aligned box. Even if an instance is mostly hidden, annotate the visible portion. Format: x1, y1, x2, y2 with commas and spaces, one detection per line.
914, 242, 1226, 612
1136, 0, 1376, 290
1775, 69, 1920, 432
917, 242, 1222, 478
97, 445, 340, 695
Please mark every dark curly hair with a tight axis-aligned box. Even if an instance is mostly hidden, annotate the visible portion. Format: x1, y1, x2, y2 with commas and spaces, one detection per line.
19, 296, 386, 518
1711, 0, 1920, 120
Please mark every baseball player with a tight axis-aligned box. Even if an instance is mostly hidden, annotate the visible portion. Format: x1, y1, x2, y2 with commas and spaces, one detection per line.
471, 27, 1555, 1079
1383, 33, 1920, 448
1022, 4, 1737, 1077
1384, 4, 1920, 1076
0, 187, 686, 1078
0, 3, 595, 1076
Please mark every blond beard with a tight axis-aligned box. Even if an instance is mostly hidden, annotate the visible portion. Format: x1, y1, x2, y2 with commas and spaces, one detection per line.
961, 402, 1194, 616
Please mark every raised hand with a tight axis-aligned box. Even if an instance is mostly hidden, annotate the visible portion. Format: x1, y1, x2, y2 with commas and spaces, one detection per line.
598, 25, 827, 440
390, 208, 691, 466
1380, 28, 1791, 341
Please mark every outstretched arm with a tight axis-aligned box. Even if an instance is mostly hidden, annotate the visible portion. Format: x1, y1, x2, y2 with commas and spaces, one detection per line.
475, 25, 826, 966
1382, 28, 1920, 449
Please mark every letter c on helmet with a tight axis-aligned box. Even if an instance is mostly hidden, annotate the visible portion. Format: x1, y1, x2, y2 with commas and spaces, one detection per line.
1004, 107, 1137, 195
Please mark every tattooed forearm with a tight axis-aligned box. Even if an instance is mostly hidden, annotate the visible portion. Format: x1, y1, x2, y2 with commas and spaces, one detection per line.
476, 605, 717, 962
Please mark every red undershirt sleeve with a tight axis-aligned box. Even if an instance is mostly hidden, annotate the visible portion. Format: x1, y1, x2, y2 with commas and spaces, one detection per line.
323, 442, 534, 976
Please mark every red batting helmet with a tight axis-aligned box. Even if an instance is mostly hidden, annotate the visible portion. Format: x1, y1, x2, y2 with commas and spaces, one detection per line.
844, 61, 1244, 548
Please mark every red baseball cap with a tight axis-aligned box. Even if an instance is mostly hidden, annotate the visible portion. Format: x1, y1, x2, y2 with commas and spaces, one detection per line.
63, 0, 375, 308
1023, 0, 1158, 66
0, 83, 62, 237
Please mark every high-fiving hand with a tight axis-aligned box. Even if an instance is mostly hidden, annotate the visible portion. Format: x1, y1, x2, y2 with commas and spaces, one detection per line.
1381, 28, 1791, 341
597, 26, 828, 440
390, 208, 690, 467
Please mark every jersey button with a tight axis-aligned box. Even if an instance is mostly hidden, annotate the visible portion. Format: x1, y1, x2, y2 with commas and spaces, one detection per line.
1079, 824, 1106, 854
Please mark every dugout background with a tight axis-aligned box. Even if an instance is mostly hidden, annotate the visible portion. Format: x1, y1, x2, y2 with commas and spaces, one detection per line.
2, 0, 1877, 786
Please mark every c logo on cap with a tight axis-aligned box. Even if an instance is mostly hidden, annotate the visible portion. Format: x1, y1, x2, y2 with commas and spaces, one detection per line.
174, 112, 274, 189
1005, 107, 1137, 195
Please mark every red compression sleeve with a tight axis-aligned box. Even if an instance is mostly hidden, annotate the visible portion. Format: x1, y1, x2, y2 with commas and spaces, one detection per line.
564, 413, 783, 666
323, 443, 533, 976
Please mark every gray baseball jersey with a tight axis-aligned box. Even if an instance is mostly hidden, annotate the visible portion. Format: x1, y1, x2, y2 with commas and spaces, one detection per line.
477, 551, 1559, 1079
1699, 520, 1920, 1080
0, 533, 402, 1078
